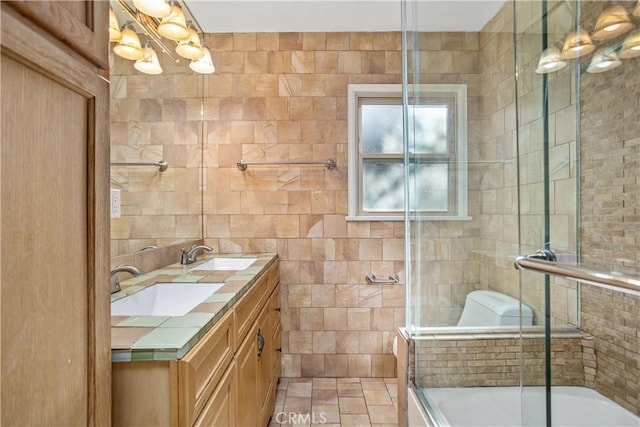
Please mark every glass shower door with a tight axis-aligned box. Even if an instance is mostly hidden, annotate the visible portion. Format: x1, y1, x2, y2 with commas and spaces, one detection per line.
514, 0, 580, 424
403, 0, 550, 425
403, 0, 582, 425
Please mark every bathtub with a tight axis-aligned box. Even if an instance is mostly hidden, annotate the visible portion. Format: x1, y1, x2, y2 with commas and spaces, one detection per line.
409, 385, 639, 427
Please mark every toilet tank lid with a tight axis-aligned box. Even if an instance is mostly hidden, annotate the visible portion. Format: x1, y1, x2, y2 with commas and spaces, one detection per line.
467, 290, 533, 318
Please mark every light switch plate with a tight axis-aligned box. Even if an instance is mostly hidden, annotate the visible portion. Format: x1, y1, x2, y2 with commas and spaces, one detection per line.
111, 188, 121, 218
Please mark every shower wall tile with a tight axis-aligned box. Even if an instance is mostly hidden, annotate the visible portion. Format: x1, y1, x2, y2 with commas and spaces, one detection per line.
201, 32, 417, 376
578, 2, 639, 413
414, 333, 592, 388
581, 285, 639, 415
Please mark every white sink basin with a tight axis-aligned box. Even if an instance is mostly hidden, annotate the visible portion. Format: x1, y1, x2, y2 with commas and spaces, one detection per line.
111, 283, 224, 317
191, 257, 257, 271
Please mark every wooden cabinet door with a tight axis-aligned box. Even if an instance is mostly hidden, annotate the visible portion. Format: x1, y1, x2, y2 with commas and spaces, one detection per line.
193, 363, 237, 427
178, 309, 234, 426
236, 323, 259, 427
1, 4, 110, 426
6, 0, 108, 68
257, 301, 273, 427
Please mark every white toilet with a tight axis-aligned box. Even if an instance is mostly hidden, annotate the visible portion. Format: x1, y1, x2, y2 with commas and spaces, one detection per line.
457, 290, 533, 327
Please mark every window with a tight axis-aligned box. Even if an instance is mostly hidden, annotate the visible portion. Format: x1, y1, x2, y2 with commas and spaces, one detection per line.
347, 84, 469, 221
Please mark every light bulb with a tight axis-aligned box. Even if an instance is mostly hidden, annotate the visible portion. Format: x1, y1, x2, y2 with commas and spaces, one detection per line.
113, 24, 144, 60
132, 0, 171, 18
586, 48, 621, 74
157, 1, 190, 41
535, 47, 567, 74
176, 24, 204, 60
189, 44, 215, 74
134, 42, 163, 75
592, 5, 633, 41
560, 29, 595, 59
619, 30, 640, 59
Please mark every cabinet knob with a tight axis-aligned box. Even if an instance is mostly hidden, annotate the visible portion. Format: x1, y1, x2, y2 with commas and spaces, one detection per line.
274, 307, 281, 312
276, 347, 282, 352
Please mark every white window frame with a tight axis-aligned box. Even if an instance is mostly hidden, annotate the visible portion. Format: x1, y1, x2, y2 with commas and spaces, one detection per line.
347, 83, 469, 221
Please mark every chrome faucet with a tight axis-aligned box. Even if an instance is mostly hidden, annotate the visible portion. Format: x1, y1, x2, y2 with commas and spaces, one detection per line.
110, 264, 142, 294
180, 245, 213, 265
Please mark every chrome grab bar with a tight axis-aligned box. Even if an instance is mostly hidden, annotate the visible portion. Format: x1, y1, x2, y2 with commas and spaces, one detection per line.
236, 159, 336, 171
515, 251, 640, 293
365, 273, 400, 284
111, 160, 168, 172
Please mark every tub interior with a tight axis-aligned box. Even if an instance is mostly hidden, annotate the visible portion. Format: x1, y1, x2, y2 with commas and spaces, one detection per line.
419, 386, 639, 427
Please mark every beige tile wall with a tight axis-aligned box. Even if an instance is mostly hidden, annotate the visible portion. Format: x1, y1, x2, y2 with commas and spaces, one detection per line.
479, 1, 580, 327
406, 30, 484, 327
578, 0, 640, 415
201, 32, 407, 377
110, 49, 204, 257
580, 0, 640, 277
581, 285, 639, 415
476, 2, 524, 318
410, 2, 577, 328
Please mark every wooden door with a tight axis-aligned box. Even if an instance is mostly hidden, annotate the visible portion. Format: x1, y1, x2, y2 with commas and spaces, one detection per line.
1, 4, 110, 426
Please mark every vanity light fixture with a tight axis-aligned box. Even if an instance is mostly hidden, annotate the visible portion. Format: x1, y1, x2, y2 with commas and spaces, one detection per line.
175, 22, 204, 60
134, 41, 164, 74
560, 28, 595, 58
132, 0, 171, 18
111, 0, 213, 75
113, 22, 144, 60
109, 7, 122, 42
189, 42, 215, 74
586, 47, 622, 73
157, 0, 190, 41
618, 29, 640, 59
535, 47, 567, 74
591, 5, 634, 41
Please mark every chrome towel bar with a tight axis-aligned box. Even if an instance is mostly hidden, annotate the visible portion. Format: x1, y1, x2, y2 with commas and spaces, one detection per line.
111, 160, 168, 172
515, 251, 640, 294
366, 273, 400, 284
237, 159, 336, 171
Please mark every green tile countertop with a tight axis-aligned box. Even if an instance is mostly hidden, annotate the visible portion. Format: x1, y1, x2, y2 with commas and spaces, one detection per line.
111, 253, 278, 362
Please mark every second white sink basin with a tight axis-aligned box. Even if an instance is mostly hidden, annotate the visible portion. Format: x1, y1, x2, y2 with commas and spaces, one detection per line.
192, 257, 257, 271
111, 283, 224, 317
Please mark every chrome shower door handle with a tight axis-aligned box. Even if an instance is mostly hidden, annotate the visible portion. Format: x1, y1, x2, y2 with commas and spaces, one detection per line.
514, 249, 557, 270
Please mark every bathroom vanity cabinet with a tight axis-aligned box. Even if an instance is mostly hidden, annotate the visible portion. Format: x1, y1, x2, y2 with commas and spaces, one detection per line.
112, 260, 281, 427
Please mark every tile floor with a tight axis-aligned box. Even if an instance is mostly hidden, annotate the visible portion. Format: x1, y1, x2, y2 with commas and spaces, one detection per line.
269, 377, 398, 427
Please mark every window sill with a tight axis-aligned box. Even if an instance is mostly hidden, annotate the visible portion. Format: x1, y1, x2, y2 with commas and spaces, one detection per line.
345, 215, 473, 222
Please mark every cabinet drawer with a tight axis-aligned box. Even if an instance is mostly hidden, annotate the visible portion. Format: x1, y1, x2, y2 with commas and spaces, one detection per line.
234, 261, 278, 345
193, 362, 236, 427
178, 309, 235, 426
235, 273, 268, 347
